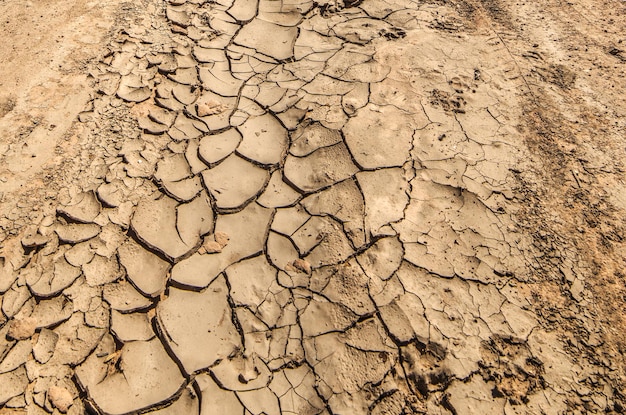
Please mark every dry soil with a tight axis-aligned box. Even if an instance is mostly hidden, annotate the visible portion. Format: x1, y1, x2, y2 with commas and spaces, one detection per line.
0, 0, 625, 413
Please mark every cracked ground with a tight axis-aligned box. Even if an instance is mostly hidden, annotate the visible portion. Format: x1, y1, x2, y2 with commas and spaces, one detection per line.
0, 0, 626, 413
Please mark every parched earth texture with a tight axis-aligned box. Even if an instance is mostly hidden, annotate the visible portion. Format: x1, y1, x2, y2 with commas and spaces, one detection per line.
0, 0, 626, 413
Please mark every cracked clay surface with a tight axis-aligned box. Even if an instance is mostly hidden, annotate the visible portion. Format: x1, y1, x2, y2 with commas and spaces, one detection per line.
1, 0, 626, 413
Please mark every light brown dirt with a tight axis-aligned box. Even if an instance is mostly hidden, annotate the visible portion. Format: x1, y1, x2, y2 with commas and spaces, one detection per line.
1, 0, 625, 413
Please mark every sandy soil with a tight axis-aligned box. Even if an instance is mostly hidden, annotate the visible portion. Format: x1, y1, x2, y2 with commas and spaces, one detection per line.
0, 0, 625, 413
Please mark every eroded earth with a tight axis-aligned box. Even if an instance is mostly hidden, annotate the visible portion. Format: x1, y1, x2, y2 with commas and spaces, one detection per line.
1, 0, 626, 413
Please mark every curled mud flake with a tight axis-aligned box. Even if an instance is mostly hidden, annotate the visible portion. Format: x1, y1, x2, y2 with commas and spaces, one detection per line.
343, 104, 415, 169
7, 317, 37, 341
234, 18, 298, 61
198, 128, 242, 165
166, 6, 191, 27
118, 238, 171, 297
33, 328, 59, 364
27, 256, 81, 297
117, 74, 151, 103
57, 191, 101, 224
157, 276, 241, 374
0, 366, 28, 405
130, 195, 192, 260
21, 232, 49, 248
110, 310, 155, 342
193, 46, 227, 64
54, 223, 101, 244
167, 67, 199, 86
0, 340, 32, 373
102, 280, 152, 313
201, 154, 270, 210
237, 112, 289, 166
196, 373, 244, 414
75, 338, 184, 415
199, 64, 244, 97
284, 142, 359, 193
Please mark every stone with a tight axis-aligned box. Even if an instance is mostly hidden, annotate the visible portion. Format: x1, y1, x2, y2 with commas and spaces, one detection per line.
47, 386, 73, 413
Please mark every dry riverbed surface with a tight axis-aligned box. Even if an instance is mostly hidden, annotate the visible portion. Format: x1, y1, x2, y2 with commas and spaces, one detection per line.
0, 0, 626, 413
